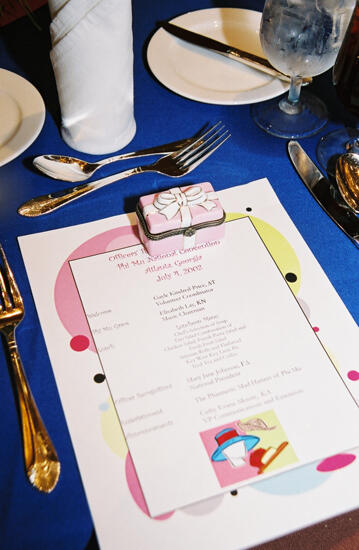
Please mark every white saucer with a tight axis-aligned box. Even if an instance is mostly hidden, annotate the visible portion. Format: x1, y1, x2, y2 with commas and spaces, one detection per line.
0, 69, 45, 167
147, 8, 289, 105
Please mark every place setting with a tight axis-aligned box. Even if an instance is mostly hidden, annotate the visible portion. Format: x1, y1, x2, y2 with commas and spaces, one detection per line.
1, 1, 359, 550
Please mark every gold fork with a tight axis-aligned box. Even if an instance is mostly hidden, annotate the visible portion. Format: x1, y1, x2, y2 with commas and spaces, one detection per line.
0, 245, 60, 492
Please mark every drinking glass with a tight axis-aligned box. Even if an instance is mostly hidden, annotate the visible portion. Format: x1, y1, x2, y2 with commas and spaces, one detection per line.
251, 0, 355, 139
317, 1, 359, 175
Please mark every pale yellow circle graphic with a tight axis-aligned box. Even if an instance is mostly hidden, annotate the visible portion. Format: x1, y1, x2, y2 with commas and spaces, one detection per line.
227, 213, 301, 295
100, 399, 128, 458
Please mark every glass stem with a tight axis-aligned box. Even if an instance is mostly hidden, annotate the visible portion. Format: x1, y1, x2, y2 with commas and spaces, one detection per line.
279, 76, 303, 115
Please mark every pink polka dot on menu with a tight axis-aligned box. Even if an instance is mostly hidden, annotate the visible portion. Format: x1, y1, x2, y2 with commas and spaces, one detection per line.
313, 326, 319, 332
317, 454, 356, 472
70, 335, 90, 352
348, 370, 359, 381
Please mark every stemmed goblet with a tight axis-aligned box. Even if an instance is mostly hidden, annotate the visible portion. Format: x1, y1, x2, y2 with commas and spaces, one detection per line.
251, 0, 356, 139
317, 2, 359, 176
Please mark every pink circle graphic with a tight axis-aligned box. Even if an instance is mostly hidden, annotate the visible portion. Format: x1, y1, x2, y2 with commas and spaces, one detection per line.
54, 225, 140, 352
347, 370, 359, 381
125, 453, 174, 520
70, 335, 90, 352
317, 454, 356, 472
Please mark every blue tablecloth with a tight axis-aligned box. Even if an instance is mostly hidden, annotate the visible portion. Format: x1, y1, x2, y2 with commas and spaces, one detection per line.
0, 1, 358, 549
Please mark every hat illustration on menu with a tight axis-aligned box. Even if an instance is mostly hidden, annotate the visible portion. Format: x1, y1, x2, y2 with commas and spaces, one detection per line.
211, 428, 260, 467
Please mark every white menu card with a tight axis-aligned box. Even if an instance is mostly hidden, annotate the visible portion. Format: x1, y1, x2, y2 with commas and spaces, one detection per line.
18, 180, 359, 549
69, 216, 359, 517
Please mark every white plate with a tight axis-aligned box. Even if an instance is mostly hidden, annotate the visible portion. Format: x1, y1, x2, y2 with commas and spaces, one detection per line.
147, 8, 289, 105
0, 69, 45, 167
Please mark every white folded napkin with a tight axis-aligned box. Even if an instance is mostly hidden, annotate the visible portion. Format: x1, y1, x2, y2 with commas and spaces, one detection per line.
49, 0, 136, 154
50, 0, 100, 45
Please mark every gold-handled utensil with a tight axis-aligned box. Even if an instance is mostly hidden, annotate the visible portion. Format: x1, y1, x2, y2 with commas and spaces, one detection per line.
336, 152, 359, 214
0, 245, 60, 492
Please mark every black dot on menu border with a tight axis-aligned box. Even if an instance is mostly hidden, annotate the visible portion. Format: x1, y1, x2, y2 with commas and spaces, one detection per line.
246, 207, 252, 212
94, 373, 106, 383
230, 490, 238, 496
285, 272, 297, 283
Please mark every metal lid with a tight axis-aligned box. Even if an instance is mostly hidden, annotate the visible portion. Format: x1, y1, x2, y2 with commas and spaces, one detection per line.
136, 203, 226, 242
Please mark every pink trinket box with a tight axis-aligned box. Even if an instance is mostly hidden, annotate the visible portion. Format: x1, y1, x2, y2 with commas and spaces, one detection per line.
136, 182, 226, 256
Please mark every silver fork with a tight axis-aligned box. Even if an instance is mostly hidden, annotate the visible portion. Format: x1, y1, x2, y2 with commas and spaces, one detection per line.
0, 245, 60, 492
18, 122, 230, 217
33, 122, 213, 182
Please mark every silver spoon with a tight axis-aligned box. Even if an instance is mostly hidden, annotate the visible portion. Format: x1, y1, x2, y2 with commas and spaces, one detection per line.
336, 152, 359, 214
32, 126, 211, 182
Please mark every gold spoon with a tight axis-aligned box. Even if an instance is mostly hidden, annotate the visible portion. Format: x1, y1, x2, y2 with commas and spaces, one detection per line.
336, 153, 359, 214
